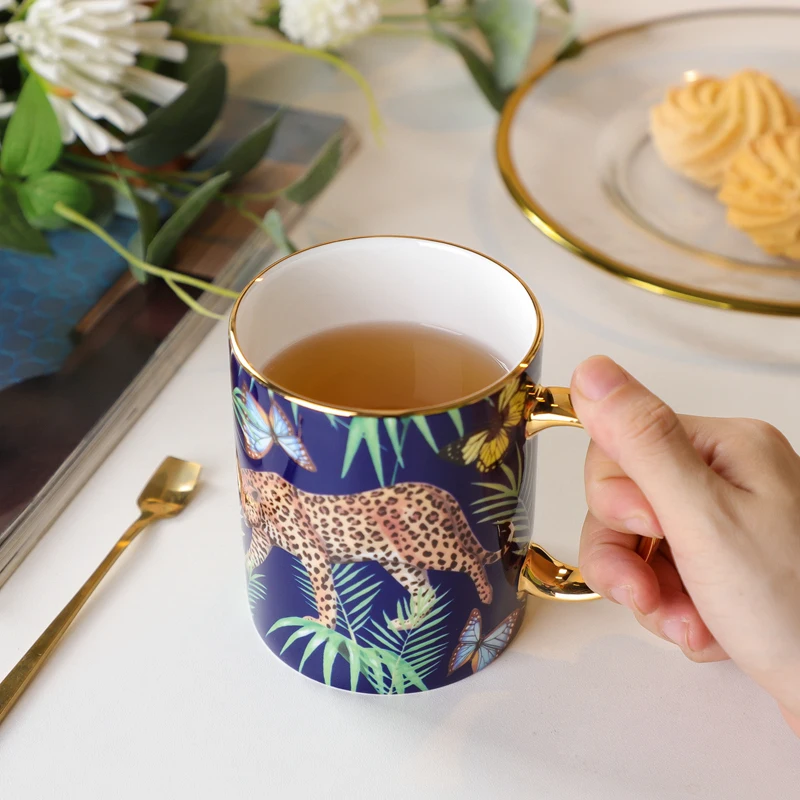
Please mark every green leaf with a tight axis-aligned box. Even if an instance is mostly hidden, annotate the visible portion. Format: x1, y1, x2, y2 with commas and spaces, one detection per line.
279, 626, 315, 655
262, 208, 296, 256
553, 0, 570, 11
447, 408, 465, 436
17, 172, 93, 230
172, 41, 223, 82
256, 5, 282, 31
1, 78, 62, 177
433, 29, 508, 112
383, 418, 404, 467
124, 186, 159, 250
410, 416, 437, 451
146, 172, 230, 266
556, 37, 584, 62
284, 135, 342, 205
214, 110, 284, 183
341, 417, 384, 486
88, 183, 117, 228
117, 180, 159, 282
127, 61, 227, 168
475, 0, 538, 91
299, 632, 327, 672
322, 638, 339, 686
343, 640, 361, 692
0, 181, 51, 255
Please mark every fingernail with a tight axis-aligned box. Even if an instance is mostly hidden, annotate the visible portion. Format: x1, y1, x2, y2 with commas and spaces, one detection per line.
574, 356, 629, 401
662, 619, 689, 649
624, 515, 652, 538
610, 585, 637, 612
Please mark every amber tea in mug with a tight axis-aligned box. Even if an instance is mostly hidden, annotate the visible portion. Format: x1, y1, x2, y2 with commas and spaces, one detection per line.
262, 322, 509, 412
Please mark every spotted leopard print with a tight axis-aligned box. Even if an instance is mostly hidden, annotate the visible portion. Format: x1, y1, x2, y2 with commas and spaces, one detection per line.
239, 467, 501, 629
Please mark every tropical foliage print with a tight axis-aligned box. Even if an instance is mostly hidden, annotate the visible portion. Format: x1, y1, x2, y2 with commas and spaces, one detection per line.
236, 369, 534, 693
268, 564, 452, 693
247, 569, 268, 612
325, 410, 464, 487
472, 445, 534, 557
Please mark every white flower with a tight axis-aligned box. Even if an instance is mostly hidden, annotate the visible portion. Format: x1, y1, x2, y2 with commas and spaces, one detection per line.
3, 0, 189, 155
279, 0, 380, 50
169, 0, 266, 35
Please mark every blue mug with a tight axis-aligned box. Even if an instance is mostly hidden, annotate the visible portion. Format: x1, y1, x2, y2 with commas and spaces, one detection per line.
229, 236, 656, 694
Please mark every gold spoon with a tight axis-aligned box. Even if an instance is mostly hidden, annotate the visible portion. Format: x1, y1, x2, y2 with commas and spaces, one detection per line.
0, 456, 202, 725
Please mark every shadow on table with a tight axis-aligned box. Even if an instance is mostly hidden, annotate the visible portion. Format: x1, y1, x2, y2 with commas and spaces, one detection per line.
342, 607, 800, 800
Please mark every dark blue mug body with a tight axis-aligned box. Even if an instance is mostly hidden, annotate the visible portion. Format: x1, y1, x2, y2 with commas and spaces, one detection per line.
229, 237, 613, 694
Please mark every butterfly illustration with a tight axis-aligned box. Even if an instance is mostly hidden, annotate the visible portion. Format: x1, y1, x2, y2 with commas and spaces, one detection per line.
448, 608, 521, 674
233, 384, 317, 471
439, 379, 529, 472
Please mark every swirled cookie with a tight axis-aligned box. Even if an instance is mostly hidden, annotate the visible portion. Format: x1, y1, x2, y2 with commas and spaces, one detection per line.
718, 128, 800, 260
650, 70, 800, 188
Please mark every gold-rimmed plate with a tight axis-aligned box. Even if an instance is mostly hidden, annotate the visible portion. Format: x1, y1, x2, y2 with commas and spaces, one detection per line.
496, 8, 800, 316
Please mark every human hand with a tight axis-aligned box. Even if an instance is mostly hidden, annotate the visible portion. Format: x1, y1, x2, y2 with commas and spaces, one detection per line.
570, 356, 800, 735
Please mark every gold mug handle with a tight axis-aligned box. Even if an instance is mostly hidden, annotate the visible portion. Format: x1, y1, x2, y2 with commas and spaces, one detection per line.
518, 385, 660, 601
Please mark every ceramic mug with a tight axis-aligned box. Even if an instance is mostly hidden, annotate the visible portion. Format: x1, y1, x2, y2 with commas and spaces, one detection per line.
229, 236, 657, 694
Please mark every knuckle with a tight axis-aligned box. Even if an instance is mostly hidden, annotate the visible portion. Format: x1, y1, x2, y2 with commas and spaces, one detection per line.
736, 418, 788, 447
624, 396, 681, 450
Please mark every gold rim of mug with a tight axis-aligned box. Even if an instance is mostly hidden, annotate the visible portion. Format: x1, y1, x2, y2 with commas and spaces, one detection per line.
495, 6, 800, 317
229, 235, 544, 418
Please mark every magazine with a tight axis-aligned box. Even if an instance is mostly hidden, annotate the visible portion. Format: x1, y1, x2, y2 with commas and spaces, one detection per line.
0, 98, 357, 586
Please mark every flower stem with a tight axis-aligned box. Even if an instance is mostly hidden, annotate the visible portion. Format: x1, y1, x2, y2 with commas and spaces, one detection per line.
10, 0, 36, 21
62, 153, 209, 186
172, 28, 383, 140
61, 168, 123, 191
371, 25, 436, 39
382, 11, 473, 23
224, 188, 284, 203
53, 202, 239, 301
164, 278, 226, 320
229, 201, 277, 241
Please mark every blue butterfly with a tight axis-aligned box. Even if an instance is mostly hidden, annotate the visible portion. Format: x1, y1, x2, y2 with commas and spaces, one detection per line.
233, 384, 316, 472
448, 608, 521, 674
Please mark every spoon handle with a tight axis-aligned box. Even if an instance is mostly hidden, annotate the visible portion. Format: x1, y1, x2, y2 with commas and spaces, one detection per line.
0, 511, 154, 725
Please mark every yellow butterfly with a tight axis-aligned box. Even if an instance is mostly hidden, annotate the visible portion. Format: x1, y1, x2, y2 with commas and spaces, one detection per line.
439, 379, 529, 472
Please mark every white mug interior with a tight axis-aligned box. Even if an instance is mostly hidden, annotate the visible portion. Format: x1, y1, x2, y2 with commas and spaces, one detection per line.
231, 237, 540, 407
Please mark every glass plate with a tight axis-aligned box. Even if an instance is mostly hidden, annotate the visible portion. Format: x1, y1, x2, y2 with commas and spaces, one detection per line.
496, 8, 800, 316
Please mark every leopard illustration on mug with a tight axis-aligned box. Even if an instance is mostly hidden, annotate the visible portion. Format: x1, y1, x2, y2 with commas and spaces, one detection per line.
238, 467, 501, 630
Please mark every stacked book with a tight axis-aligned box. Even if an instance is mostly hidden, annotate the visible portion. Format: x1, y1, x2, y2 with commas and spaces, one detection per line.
0, 99, 357, 586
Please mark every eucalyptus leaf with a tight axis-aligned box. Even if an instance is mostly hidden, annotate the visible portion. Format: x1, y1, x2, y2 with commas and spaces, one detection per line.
146, 172, 230, 266
257, 6, 282, 31
119, 181, 160, 283
284, 135, 342, 205
432, 29, 508, 112
164, 40, 223, 82
1, 78, 62, 177
0, 181, 51, 255
475, 0, 538, 91
88, 183, 116, 228
556, 37, 584, 61
214, 110, 284, 182
17, 171, 93, 230
127, 61, 227, 168
262, 208, 296, 256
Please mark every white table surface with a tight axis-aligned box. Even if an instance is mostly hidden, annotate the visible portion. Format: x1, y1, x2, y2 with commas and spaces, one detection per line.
2, 1, 799, 797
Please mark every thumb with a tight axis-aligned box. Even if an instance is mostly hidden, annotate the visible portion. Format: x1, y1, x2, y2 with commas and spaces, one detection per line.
570, 356, 713, 519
